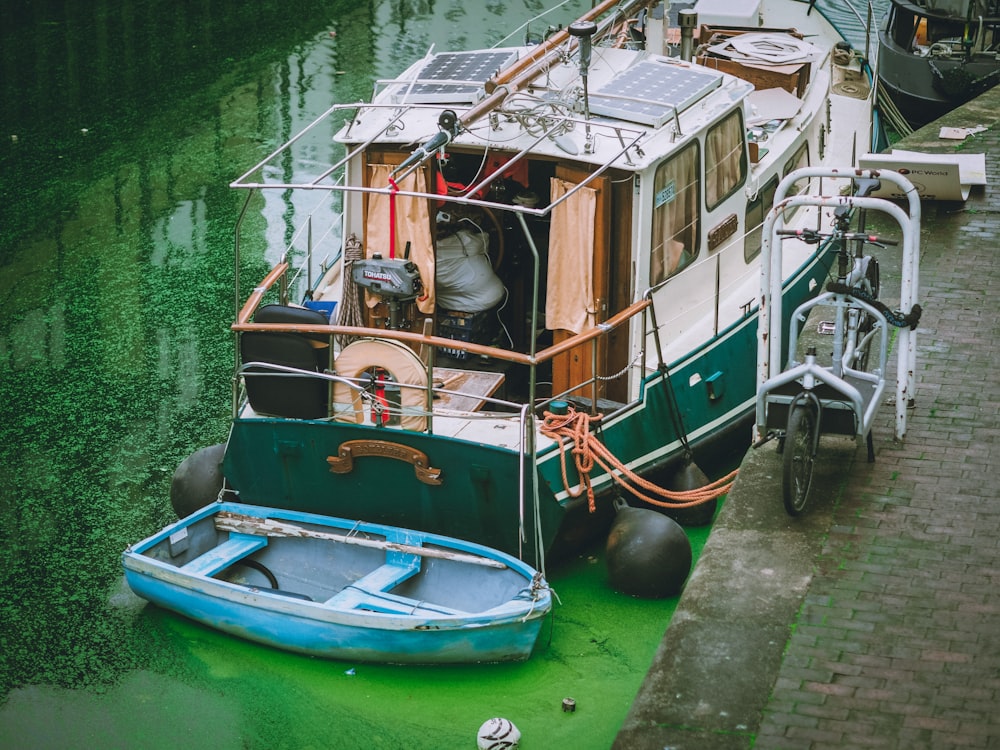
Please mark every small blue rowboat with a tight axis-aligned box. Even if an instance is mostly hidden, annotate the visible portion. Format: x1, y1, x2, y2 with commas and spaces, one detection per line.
122, 502, 552, 664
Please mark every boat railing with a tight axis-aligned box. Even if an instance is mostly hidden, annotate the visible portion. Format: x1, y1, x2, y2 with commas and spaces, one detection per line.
236, 337, 644, 425
229, 98, 647, 319
283, 193, 343, 297
231, 107, 645, 215
232, 260, 655, 428
232, 299, 654, 371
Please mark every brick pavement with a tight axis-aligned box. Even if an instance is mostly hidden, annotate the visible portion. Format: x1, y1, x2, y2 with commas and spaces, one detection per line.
616, 89, 1000, 750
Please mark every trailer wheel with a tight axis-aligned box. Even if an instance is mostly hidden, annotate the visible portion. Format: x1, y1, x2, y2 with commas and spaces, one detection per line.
782, 404, 816, 516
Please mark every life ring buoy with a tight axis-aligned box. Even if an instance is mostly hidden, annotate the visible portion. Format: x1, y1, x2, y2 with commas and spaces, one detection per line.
332, 339, 428, 431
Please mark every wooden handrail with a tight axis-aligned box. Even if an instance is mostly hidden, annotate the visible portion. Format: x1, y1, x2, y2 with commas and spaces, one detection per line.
234, 320, 534, 365
236, 262, 289, 325
484, 0, 637, 93
534, 298, 650, 362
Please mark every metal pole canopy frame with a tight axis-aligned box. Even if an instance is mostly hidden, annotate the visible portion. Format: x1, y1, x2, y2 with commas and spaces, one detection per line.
756, 167, 921, 442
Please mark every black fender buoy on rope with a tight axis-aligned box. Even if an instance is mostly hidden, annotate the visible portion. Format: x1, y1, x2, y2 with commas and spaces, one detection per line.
658, 456, 718, 527
605, 502, 692, 598
170, 443, 227, 518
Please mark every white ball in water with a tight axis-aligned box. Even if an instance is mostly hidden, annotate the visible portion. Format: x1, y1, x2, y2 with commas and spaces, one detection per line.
476, 717, 521, 749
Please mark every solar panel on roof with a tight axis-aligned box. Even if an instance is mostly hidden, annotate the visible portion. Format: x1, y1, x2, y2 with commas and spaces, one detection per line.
399, 50, 519, 104
588, 61, 723, 127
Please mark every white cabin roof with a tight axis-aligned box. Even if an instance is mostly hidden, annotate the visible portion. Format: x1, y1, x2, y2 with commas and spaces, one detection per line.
337, 45, 755, 173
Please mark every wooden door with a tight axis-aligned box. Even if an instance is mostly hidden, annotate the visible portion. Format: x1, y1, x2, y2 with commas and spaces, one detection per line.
549, 166, 612, 402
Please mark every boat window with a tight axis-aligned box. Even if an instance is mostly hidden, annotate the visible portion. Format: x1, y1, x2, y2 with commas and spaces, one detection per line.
927, 18, 966, 44
705, 109, 747, 210
651, 141, 700, 285
889, 7, 919, 49
781, 140, 810, 222
744, 141, 808, 264
744, 177, 778, 264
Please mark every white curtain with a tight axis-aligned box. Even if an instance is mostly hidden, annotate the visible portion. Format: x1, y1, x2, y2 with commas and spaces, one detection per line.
546, 178, 595, 334
651, 146, 698, 285
705, 112, 744, 208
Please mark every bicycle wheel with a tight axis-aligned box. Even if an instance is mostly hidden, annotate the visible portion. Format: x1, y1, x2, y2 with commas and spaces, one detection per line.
782, 404, 816, 516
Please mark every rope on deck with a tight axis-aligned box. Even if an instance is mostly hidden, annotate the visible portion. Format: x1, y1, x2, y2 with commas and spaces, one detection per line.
540, 405, 737, 512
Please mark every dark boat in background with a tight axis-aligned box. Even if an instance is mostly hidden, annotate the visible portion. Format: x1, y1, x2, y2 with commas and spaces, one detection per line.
877, 0, 1000, 132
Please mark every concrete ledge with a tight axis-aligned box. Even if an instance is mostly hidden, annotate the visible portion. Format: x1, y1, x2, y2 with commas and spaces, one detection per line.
614, 436, 858, 750
900, 83, 1000, 151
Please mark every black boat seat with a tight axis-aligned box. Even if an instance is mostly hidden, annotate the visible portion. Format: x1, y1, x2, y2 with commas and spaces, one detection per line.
241, 304, 331, 419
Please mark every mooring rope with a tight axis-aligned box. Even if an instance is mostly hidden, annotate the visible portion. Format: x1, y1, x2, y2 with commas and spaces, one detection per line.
539, 405, 737, 513
335, 234, 366, 349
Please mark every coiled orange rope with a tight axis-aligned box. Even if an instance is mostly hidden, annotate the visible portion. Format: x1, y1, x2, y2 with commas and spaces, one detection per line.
539, 406, 737, 513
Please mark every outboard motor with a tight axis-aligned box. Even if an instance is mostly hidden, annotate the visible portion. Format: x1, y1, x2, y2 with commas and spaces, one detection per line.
351, 252, 423, 330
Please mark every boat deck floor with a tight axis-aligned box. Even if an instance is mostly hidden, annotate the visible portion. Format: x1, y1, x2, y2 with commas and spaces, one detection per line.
181, 534, 471, 616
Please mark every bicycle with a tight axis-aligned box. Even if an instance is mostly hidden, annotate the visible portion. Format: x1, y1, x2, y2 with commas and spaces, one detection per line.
758, 177, 922, 515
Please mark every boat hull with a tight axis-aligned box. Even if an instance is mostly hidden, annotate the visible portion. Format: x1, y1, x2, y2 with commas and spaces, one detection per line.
877, 35, 1000, 127
123, 503, 551, 664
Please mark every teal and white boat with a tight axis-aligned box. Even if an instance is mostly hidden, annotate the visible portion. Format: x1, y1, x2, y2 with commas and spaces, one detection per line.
173, 0, 877, 571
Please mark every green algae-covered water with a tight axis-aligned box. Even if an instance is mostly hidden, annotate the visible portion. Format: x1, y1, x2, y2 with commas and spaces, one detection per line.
0, 2, 716, 746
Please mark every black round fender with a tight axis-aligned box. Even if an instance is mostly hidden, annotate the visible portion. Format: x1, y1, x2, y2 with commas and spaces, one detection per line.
606, 505, 693, 598
169, 443, 227, 518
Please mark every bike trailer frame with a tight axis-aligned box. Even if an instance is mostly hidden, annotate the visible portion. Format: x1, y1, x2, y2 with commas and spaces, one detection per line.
755, 167, 921, 445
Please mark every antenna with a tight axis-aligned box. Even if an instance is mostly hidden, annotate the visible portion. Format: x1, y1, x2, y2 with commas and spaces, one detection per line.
568, 20, 598, 150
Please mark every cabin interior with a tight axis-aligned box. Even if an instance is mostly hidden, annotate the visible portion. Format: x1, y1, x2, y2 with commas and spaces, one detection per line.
352, 148, 634, 406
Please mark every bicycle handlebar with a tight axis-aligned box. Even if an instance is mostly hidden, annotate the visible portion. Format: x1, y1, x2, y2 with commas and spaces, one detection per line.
775, 228, 899, 246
